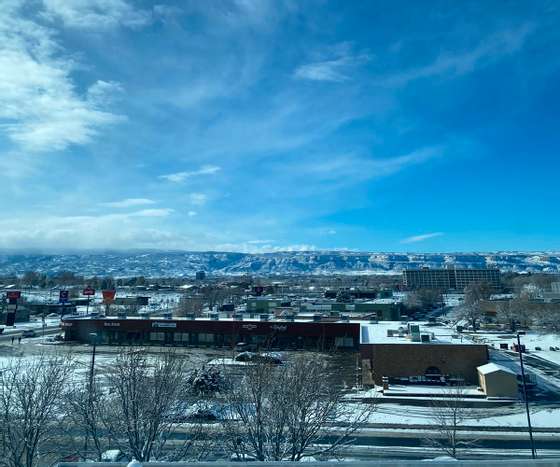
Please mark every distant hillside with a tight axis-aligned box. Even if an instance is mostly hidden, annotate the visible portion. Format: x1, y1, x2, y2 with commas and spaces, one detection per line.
0, 251, 559, 277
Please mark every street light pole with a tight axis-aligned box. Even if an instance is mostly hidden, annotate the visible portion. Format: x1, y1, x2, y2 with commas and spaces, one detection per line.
84, 332, 98, 458
517, 332, 536, 459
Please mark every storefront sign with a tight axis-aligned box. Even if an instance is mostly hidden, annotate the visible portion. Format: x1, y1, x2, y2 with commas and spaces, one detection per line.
152, 322, 177, 328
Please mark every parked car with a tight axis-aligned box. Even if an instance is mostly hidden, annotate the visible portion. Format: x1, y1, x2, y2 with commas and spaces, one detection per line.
234, 352, 283, 365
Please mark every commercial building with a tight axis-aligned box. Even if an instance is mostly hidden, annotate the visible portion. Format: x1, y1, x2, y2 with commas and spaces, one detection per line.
403, 267, 501, 291
360, 322, 489, 385
61, 315, 360, 351
62, 315, 488, 388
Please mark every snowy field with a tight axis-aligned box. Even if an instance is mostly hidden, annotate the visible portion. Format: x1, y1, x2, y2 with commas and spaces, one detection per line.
467, 331, 560, 366
343, 399, 560, 429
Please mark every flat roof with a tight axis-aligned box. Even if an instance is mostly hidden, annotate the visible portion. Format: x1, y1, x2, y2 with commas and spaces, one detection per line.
62, 314, 359, 326
359, 321, 477, 346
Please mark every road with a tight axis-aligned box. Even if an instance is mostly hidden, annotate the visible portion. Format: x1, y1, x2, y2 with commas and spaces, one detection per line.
0, 325, 61, 342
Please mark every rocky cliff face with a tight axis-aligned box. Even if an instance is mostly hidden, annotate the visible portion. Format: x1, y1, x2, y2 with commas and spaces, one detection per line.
0, 251, 559, 277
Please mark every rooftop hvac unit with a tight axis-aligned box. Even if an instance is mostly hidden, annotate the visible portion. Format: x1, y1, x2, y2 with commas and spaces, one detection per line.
387, 329, 394, 337
260, 314, 269, 321
420, 334, 430, 343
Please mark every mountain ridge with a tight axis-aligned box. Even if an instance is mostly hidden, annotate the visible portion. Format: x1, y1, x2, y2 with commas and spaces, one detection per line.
0, 251, 559, 277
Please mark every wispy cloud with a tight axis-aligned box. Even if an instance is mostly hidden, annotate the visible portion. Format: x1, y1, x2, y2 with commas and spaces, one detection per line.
41, 0, 152, 29
401, 232, 444, 244
100, 198, 156, 208
188, 193, 208, 206
294, 43, 371, 82
376, 25, 534, 87
287, 145, 442, 183
130, 208, 174, 217
0, 1, 123, 152
159, 165, 221, 183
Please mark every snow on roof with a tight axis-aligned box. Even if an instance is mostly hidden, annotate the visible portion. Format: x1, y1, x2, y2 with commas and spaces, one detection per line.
477, 363, 516, 376
359, 321, 471, 345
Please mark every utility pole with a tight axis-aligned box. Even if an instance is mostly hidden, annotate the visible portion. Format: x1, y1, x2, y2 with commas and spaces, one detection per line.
84, 332, 98, 458
517, 333, 536, 459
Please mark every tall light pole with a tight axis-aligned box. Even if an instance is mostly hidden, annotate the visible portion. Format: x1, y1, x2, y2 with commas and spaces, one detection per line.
517, 332, 536, 459
84, 332, 98, 458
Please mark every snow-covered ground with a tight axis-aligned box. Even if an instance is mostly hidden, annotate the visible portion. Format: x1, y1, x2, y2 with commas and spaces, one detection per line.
468, 331, 560, 365
343, 400, 560, 429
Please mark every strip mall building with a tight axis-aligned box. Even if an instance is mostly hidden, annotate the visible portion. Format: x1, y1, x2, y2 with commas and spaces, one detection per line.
62, 316, 488, 384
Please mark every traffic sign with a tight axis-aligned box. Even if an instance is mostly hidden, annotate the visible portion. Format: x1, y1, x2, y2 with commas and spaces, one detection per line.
6, 291, 21, 300
59, 290, 69, 304
102, 290, 116, 304
82, 287, 96, 296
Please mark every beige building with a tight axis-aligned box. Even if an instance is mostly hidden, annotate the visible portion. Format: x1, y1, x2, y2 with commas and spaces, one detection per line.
477, 363, 518, 398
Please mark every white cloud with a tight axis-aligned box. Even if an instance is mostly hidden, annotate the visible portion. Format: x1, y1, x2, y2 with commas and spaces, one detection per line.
130, 208, 174, 217
376, 25, 534, 87
289, 145, 442, 183
159, 165, 221, 183
100, 198, 156, 208
187, 211, 197, 217
42, 0, 152, 29
294, 43, 371, 82
0, 1, 123, 152
189, 193, 208, 206
401, 232, 444, 244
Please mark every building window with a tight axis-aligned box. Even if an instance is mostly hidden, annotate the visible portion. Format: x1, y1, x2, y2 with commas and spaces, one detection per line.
174, 332, 189, 342
150, 332, 165, 341
199, 333, 214, 343
335, 336, 355, 348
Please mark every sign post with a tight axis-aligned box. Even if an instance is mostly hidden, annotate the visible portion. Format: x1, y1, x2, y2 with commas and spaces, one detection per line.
102, 290, 116, 315
59, 290, 69, 317
82, 287, 95, 315
6, 291, 21, 327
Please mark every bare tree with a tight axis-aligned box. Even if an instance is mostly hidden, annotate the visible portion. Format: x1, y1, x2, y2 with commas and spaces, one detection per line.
64, 378, 107, 461
426, 386, 476, 459
100, 348, 208, 461
456, 282, 492, 331
221, 355, 374, 461
496, 301, 518, 332
176, 294, 204, 317
0, 354, 74, 467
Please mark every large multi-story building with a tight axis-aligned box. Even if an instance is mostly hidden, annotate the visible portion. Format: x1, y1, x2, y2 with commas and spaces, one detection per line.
403, 267, 501, 291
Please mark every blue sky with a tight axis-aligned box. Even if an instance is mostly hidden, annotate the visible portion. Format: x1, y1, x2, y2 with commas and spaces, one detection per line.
1, 0, 559, 252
